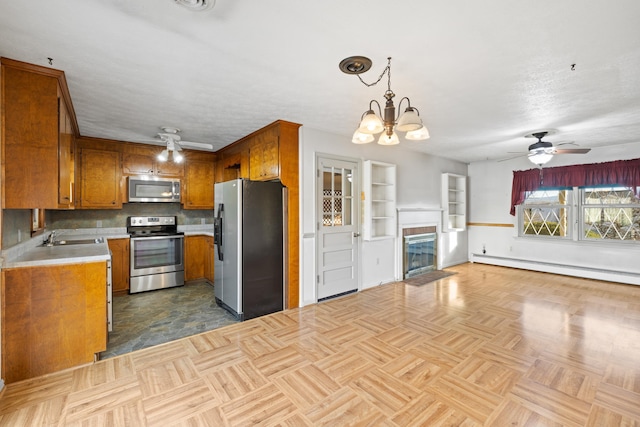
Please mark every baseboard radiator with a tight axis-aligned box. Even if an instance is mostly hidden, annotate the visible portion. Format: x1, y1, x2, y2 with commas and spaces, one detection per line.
472, 253, 640, 286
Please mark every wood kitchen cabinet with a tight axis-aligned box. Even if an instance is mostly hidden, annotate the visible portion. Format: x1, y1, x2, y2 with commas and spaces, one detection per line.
185, 235, 208, 281
108, 238, 130, 295
78, 148, 122, 209
1, 58, 77, 209
1, 261, 108, 384
122, 150, 184, 178
249, 128, 279, 181
184, 158, 215, 209
58, 86, 75, 209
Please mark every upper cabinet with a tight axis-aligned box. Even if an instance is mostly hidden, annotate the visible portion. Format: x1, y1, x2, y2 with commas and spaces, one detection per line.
78, 147, 122, 209
1, 58, 78, 209
184, 156, 215, 209
122, 150, 184, 178
363, 160, 397, 240
441, 172, 467, 232
249, 128, 279, 181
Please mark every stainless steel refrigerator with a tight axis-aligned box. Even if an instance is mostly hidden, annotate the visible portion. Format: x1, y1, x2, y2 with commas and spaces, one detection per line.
213, 179, 285, 320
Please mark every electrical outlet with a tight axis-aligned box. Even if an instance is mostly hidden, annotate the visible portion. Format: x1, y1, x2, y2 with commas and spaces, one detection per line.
482, 244, 486, 254
201, 218, 205, 225
97, 220, 102, 228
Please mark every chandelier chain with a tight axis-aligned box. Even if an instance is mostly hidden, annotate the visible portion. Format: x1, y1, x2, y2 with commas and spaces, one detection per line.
356, 57, 392, 89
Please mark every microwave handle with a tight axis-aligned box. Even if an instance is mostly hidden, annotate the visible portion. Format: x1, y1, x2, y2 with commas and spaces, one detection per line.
173, 181, 180, 197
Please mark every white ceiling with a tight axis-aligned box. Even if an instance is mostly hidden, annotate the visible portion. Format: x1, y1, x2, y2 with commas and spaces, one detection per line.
1, 0, 640, 164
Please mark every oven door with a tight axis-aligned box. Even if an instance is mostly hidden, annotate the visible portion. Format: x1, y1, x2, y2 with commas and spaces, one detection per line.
130, 235, 184, 277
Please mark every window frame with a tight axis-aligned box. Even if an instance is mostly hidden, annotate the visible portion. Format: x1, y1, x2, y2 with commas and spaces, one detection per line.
517, 185, 640, 244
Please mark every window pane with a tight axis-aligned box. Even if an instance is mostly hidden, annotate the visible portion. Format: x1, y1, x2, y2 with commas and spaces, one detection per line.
582, 186, 640, 241
520, 190, 569, 237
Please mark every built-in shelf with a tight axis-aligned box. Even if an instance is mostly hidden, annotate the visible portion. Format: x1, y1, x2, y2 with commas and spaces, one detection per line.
441, 172, 467, 232
363, 160, 397, 240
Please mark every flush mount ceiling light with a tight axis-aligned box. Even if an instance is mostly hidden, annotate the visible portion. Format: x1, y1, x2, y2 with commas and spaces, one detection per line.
340, 56, 430, 145
173, 0, 216, 11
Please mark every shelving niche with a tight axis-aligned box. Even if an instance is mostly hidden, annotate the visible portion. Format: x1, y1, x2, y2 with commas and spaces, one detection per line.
441, 172, 466, 231
363, 160, 397, 240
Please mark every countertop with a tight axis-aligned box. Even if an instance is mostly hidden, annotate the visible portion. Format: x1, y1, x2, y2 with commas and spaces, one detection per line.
1, 225, 214, 269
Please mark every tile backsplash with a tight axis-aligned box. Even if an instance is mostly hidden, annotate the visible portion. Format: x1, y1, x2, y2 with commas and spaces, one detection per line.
47, 203, 213, 230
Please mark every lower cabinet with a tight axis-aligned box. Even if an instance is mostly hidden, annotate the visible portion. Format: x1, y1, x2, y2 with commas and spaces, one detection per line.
108, 238, 130, 295
1, 261, 108, 384
184, 235, 214, 283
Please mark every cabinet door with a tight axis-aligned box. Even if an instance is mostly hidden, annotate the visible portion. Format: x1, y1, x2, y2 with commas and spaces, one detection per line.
2, 66, 59, 208
249, 132, 279, 181
156, 160, 184, 178
108, 238, 130, 294
122, 152, 154, 176
184, 159, 214, 209
58, 92, 75, 208
185, 236, 206, 281
80, 149, 122, 208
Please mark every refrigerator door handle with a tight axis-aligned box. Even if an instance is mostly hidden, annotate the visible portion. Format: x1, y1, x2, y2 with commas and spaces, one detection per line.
215, 203, 224, 261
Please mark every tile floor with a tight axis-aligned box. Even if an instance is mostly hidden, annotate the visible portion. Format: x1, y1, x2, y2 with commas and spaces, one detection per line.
101, 280, 239, 359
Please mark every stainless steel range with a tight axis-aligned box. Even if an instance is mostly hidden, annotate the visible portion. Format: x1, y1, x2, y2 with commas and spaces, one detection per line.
128, 216, 185, 293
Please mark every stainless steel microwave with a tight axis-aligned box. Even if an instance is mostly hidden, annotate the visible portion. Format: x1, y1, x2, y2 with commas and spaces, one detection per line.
128, 177, 180, 202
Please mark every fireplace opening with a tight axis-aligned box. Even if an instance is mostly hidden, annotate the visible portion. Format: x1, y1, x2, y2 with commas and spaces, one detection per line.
403, 228, 437, 279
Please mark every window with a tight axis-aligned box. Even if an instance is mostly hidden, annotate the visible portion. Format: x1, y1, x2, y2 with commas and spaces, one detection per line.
520, 189, 571, 238
519, 186, 640, 243
581, 186, 640, 241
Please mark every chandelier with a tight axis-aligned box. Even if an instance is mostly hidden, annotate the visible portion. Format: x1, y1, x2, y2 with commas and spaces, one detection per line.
339, 56, 430, 145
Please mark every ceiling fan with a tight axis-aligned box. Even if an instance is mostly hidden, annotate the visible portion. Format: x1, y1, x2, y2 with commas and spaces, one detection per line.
154, 126, 214, 163
501, 131, 591, 165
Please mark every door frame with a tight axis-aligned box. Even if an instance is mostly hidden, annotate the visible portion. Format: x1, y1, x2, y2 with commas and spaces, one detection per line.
314, 153, 362, 302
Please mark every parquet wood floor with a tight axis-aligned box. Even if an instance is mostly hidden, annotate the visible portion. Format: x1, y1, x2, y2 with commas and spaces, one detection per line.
1, 263, 639, 426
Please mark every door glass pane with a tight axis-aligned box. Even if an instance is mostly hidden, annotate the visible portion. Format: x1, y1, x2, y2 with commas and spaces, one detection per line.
322, 166, 355, 227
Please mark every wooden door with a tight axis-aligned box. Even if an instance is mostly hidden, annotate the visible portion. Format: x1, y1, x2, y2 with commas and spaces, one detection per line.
185, 236, 206, 281
184, 159, 214, 209
108, 238, 130, 295
79, 148, 122, 208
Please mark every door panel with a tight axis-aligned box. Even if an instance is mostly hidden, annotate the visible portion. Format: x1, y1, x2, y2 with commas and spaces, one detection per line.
317, 157, 359, 300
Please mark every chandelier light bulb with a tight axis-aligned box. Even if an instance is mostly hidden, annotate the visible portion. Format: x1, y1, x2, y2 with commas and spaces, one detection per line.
378, 132, 400, 145
157, 149, 169, 162
405, 125, 430, 141
172, 151, 184, 163
357, 111, 384, 134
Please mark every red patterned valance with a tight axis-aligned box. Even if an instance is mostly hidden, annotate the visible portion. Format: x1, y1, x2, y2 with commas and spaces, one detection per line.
510, 158, 640, 215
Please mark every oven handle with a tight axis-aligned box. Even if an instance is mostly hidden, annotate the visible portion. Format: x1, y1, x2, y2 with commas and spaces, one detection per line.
130, 235, 184, 242
214, 203, 223, 261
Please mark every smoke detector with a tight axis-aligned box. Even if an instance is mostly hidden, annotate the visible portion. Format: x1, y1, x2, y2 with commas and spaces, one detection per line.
174, 0, 216, 11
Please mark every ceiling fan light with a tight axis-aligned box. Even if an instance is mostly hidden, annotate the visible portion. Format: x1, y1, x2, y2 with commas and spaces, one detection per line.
172, 150, 184, 163
157, 149, 169, 162
358, 111, 384, 134
396, 107, 422, 132
405, 125, 430, 141
352, 129, 374, 144
378, 132, 400, 146
528, 151, 553, 165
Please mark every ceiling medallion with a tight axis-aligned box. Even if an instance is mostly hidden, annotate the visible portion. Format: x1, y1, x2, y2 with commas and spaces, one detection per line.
340, 56, 429, 145
173, 0, 216, 12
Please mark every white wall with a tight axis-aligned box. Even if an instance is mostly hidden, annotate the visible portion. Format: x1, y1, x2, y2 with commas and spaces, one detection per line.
468, 141, 640, 285
299, 126, 468, 306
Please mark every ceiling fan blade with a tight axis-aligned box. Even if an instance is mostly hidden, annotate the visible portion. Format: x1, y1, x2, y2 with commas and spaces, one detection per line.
554, 148, 591, 154
497, 154, 527, 162
178, 140, 214, 150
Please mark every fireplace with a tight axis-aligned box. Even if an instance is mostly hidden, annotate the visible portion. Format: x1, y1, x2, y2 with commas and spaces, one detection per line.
403, 226, 437, 279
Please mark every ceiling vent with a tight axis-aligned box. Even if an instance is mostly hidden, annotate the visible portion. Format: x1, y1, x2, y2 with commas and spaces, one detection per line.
174, 0, 216, 11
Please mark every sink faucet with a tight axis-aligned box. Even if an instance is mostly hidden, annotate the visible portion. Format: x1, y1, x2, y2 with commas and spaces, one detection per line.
45, 231, 56, 245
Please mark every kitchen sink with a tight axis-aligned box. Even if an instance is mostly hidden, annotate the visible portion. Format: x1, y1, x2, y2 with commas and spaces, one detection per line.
41, 237, 105, 247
